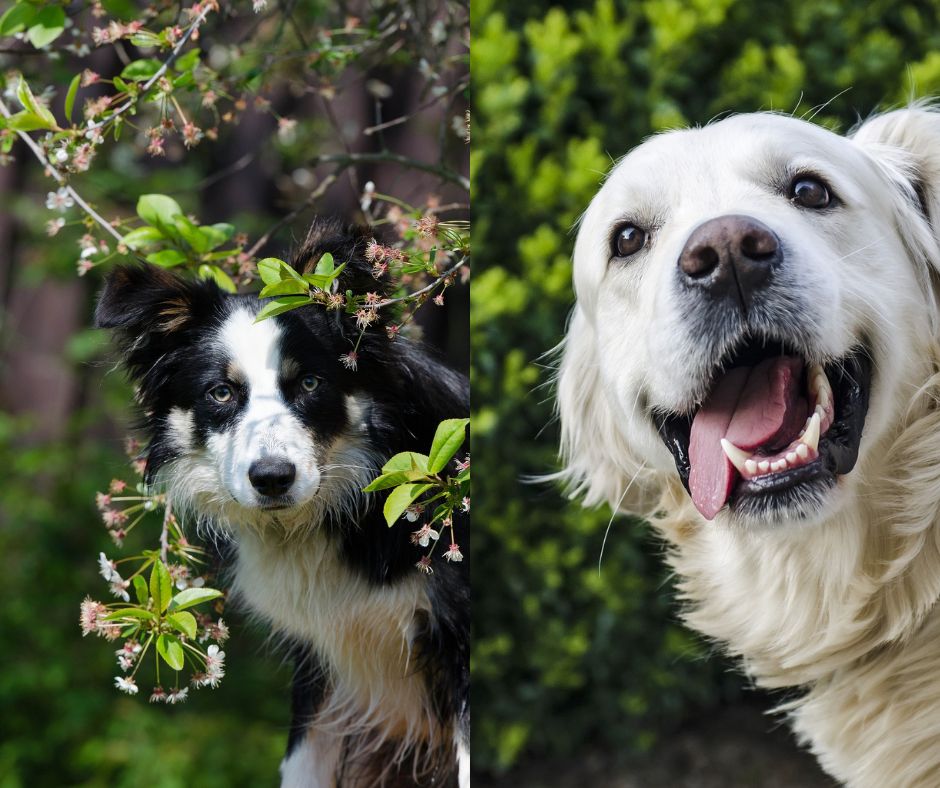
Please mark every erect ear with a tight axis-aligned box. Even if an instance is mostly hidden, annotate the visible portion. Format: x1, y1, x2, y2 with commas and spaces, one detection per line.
95, 265, 226, 387
290, 215, 395, 303
851, 107, 940, 271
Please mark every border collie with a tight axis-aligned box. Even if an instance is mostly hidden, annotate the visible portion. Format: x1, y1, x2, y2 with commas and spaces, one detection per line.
96, 218, 469, 787
557, 107, 940, 785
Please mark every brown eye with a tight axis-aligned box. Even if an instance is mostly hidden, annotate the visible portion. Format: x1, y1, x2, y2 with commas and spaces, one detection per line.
791, 177, 831, 209
300, 374, 319, 393
209, 384, 233, 403
613, 224, 647, 257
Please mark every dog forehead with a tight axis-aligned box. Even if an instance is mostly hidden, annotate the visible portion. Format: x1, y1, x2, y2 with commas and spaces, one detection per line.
601, 114, 856, 204
217, 306, 284, 389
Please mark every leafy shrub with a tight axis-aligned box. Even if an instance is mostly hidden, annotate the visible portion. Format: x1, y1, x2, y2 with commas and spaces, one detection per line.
471, 0, 940, 771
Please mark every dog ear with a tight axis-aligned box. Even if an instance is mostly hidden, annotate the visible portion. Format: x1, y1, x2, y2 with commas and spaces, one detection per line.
96, 263, 224, 336
556, 306, 658, 512
95, 264, 225, 389
291, 216, 395, 306
851, 108, 940, 277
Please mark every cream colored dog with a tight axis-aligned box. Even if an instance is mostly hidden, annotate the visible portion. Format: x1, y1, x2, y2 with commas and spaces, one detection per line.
558, 107, 940, 787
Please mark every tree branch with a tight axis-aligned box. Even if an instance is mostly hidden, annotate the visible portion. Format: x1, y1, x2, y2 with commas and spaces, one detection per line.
0, 96, 125, 244
310, 151, 470, 191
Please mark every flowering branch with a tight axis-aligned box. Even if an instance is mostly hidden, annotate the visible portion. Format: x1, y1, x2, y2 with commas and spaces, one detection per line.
0, 96, 125, 244
373, 255, 467, 309
84, 5, 212, 134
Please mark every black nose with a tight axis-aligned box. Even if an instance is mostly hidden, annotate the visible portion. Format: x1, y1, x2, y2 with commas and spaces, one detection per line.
677, 215, 781, 306
248, 458, 296, 497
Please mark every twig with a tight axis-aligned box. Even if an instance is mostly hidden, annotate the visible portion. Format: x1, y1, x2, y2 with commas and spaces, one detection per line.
85, 5, 212, 133
246, 172, 339, 257
375, 256, 467, 309
311, 151, 469, 191
160, 500, 172, 564
0, 96, 125, 244
363, 80, 468, 136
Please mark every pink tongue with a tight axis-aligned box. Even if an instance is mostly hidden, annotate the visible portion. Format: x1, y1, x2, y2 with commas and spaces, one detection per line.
688, 357, 806, 520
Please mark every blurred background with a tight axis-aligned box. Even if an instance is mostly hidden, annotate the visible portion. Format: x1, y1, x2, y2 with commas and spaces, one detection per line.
470, 0, 940, 784
0, 1, 467, 785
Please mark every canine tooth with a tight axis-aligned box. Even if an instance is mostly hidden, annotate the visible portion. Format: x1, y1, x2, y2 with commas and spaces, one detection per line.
796, 443, 809, 459
786, 451, 798, 464
720, 439, 751, 474
815, 404, 825, 419
745, 459, 758, 475
803, 412, 821, 452
758, 460, 770, 473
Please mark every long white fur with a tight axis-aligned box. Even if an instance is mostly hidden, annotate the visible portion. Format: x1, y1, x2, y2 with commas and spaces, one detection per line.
558, 107, 940, 787
155, 306, 453, 785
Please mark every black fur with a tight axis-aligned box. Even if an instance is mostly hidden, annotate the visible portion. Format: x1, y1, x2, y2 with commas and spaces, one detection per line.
96, 217, 469, 786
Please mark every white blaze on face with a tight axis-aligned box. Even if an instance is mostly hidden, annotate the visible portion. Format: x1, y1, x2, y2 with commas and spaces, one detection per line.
208, 307, 321, 507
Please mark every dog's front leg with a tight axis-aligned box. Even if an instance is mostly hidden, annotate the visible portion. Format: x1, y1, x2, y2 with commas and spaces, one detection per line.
279, 726, 343, 788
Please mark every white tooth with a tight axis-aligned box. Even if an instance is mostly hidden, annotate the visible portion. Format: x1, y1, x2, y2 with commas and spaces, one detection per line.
803, 412, 821, 452
721, 438, 751, 474
758, 460, 770, 473
786, 451, 798, 464
771, 459, 787, 472
815, 404, 825, 419
796, 443, 809, 459
745, 459, 758, 475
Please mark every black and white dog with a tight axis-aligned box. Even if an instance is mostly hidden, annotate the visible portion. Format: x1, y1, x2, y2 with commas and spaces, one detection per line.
96, 218, 469, 787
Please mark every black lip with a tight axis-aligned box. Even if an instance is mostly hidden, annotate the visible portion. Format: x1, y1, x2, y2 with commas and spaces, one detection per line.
655, 346, 872, 517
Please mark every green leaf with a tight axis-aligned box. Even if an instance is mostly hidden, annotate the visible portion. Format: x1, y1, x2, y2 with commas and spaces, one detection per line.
129, 31, 162, 48
363, 469, 429, 492
64, 73, 81, 123
146, 249, 188, 268
257, 257, 286, 286
6, 111, 53, 132
382, 452, 430, 474
174, 48, 201, 72
383, 483, 433, 527
259, 279, 309, 298
314, 252, 335, 275
199, 264, 236, 293
174, 214, 209, 253
167, 611, 197, 640
16, 79, 56, 128
303, 262, 346, 291
132, 575, 149, 606
254, 296, 309, 322
103, 607, 156, 622
121, 226, 164, 250
169, 587, 223, 611
427, 418, 470, 474
156, 634, 185, 671
137, 194, 183, 229
121, 58, 162, 82
0, 3, 38, 36
149, 560, 172, 613
27, 6, 66, 48
202, 223, 234, 250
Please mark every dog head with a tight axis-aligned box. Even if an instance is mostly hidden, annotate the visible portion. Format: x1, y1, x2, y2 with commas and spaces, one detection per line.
97, 218, 394, 533
559, 108, 940, 527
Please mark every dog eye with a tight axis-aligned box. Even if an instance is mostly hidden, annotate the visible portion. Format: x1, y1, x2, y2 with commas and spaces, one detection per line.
790, 177, 831, 209
613, 224, 647, 257
300, 374, 319, 393
208, 384, 234, 404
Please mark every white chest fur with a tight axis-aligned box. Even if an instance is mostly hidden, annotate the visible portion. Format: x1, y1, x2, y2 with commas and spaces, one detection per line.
233, 529, 434, 742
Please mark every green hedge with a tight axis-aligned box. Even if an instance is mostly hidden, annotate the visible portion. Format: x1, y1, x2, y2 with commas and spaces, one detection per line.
470, 0, 940, 771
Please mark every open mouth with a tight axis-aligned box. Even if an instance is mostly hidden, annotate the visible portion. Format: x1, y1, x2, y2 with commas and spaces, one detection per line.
655, 336, 872, 520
